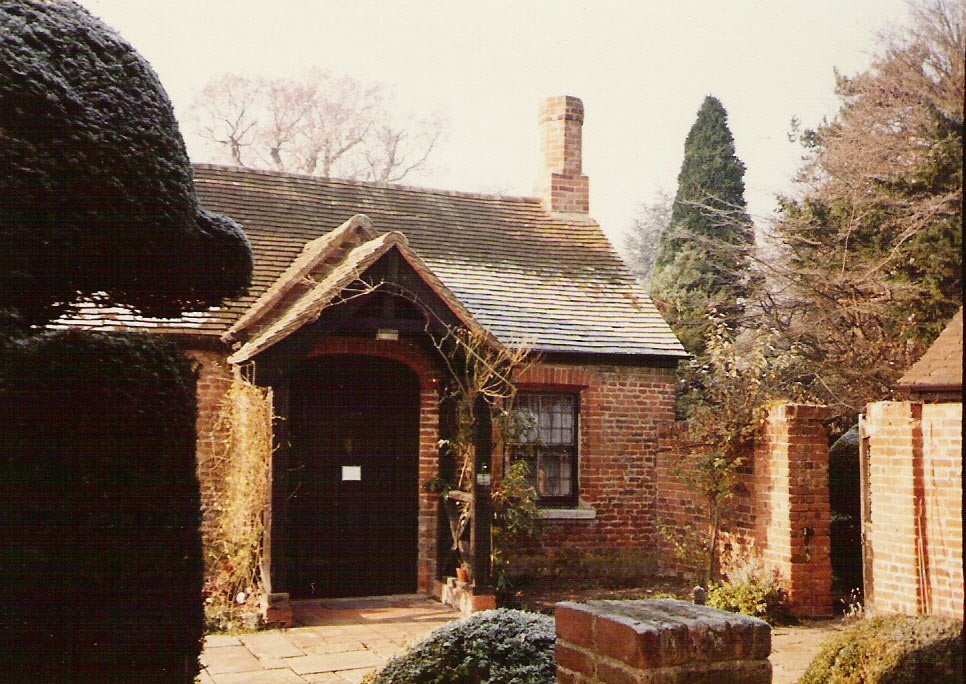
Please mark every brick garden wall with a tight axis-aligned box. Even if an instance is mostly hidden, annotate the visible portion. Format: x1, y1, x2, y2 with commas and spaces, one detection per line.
654, 423, 756, 579
655, 403, 834, 617
753, 404, 832, 617
863, 401, 963, 617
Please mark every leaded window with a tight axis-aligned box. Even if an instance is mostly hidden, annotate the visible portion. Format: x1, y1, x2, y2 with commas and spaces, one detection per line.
510, 392, 578, 506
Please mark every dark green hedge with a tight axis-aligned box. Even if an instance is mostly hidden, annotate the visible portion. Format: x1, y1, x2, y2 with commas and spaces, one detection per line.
369, 609, 556, 684
800, 615, 963, 684
0, 330, 204, 682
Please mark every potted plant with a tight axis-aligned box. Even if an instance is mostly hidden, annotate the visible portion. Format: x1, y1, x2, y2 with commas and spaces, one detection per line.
456, 562, 471, 584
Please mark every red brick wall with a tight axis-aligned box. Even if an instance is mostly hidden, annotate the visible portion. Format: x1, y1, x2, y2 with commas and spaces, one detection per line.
863, 401, 963, 617
920, 403, 964, 616
555, 600, 771, 684
655, 404, 833, 617
754, 404, 832, 617
654, 422, 756, 579
511, 361, 677, 555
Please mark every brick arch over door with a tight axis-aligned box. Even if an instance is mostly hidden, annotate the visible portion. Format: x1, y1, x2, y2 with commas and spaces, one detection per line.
305, 338, 442, 595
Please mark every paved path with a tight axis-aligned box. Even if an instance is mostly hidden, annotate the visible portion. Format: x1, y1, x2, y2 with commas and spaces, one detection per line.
771, 619, 845, 684
199, 596, 843, 684
198, 595, 460, 683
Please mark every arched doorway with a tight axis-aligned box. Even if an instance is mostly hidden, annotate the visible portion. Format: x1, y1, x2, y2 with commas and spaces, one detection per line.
287, 355, 420, 598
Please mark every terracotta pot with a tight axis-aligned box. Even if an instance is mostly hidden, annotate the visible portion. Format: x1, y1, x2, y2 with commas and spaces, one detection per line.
456, 566, 469, 583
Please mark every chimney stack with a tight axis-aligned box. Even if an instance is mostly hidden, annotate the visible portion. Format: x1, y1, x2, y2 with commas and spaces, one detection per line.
538, 95, 589, 214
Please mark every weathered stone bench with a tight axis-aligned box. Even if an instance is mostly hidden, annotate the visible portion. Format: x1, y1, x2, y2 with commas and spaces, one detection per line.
555, 599, 772, 683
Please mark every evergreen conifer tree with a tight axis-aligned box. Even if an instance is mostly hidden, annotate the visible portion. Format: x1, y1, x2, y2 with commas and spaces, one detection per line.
650, 95, 755, 353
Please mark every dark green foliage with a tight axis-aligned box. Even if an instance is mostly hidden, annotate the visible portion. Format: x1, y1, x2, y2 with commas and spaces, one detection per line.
799, 615, 963, 684
0, 0, 252, 327
491, 460, 542, 589
650, 95, 755, 353
0, 330, 205, 682
369, 609, 556, 684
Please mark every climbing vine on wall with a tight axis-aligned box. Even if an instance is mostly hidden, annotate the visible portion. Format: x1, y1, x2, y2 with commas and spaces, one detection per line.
203, 372, 273, 631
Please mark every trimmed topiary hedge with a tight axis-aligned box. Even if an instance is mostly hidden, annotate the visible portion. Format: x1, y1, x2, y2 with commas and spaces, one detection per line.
799, 615, 963, 684
0, 0, 252, 327
367, 609, 556, 684
0, 330, 205, 682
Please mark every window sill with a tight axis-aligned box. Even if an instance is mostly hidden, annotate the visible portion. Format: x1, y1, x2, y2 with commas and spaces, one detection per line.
539, 503, 596, 520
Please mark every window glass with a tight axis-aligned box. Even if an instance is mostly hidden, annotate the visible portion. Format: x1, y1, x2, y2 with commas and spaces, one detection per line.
511, 393, 578, 505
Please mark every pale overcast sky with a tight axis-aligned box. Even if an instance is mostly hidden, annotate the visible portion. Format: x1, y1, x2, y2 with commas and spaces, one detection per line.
78, 0, 911, 249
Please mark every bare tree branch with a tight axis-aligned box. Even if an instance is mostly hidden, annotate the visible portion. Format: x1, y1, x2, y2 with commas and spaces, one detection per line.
189, 69, 446, 183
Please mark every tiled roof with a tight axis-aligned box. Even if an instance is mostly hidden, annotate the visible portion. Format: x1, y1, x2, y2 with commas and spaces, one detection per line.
61, 164, 685, 358
897, 308, 963, 391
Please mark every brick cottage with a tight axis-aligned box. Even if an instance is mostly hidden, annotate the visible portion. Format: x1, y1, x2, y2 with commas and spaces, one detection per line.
69, 96, 689, 610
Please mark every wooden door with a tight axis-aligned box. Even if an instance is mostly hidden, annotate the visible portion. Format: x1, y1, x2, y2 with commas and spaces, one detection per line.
288, 356, 420, 598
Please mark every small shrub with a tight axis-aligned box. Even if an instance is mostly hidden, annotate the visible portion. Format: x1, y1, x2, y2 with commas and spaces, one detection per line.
708, 582, 784, 622
799, 615, 963, 684
658, 521, 709, 585
366, 609, 555, 684
707, 547, 788, 623
491, 460, 541, 589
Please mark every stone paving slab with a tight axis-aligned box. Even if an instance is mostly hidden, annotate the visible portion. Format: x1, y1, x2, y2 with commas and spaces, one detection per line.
198, 595, 460, 683
770, 619, 844, 684
201, 644, 266, 675
287, 651, 384, 676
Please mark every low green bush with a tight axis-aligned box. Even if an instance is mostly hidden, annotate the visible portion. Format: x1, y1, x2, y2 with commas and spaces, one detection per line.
366, 609, 555, 684
707, 547, 789, 624
799, 615, 963, 684
707, 581, 787, 623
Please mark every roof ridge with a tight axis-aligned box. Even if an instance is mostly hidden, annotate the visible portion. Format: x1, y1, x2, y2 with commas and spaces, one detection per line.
193, 162, 544, 207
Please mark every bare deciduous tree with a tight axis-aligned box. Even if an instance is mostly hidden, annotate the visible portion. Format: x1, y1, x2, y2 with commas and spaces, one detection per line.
189, 69, 444, 183
623, 191, 672, 287
756, 0, 963, 421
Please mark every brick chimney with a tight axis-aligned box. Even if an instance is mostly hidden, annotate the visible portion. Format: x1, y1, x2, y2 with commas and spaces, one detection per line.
537, 95, 589, 214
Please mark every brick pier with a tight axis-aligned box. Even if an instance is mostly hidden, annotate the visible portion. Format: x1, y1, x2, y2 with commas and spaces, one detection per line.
555, 599, 771, 683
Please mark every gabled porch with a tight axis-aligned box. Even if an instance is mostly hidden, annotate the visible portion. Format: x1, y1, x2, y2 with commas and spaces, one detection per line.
217, 215, 503, 618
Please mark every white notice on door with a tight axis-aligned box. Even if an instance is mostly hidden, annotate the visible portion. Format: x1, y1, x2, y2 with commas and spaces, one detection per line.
342, 465, 362, 481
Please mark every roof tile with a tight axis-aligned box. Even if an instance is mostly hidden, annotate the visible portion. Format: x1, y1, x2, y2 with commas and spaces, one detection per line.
897, 308, 963, 391
61, 165, 685, 358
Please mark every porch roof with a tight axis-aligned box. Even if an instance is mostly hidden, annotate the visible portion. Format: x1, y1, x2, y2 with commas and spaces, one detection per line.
225, 214, 490, 363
